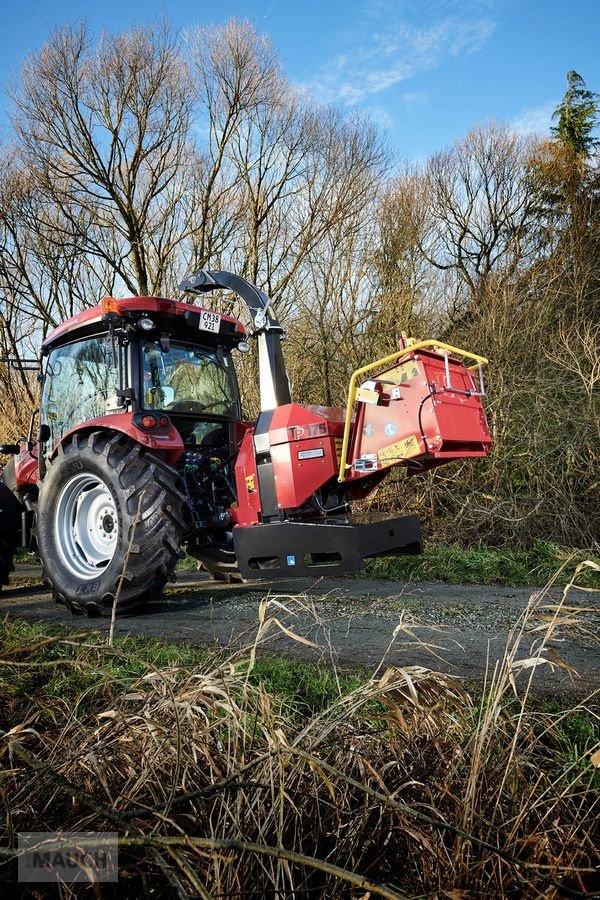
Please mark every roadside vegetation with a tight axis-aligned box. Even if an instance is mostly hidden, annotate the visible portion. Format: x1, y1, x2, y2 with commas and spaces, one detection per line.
1, 562, 598, 897
366, 541, 600, 587
0, 20, 598, 898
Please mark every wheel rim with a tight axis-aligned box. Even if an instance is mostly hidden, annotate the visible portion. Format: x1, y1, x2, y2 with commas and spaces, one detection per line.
55, 473, 119, 580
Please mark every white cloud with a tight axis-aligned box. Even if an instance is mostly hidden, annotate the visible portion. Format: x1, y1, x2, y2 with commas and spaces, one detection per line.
361, 104, 395, 131
303, 5, 496, 107
400, 90, 429, 112
511, 102, 555, 137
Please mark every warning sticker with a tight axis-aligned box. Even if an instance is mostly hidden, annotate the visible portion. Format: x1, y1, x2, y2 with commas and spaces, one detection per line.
377, 434, 421, 466
246, 474, 257, 493
356, 386, 379, 404
384, 361, 420, 386
334, 437, 344, 464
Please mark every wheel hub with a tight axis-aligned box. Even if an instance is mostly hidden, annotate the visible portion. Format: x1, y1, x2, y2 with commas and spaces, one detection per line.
55, 473, 119, 580
101, 513, 115, 534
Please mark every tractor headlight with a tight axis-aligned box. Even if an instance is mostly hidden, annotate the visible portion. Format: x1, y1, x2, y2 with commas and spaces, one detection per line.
137, 317, 155, 331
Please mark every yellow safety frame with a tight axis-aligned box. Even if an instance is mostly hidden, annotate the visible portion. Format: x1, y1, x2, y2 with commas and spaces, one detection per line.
337, 341, 489, 483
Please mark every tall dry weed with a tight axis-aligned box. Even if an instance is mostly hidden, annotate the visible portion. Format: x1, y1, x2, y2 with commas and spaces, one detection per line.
0, 564, 598, 897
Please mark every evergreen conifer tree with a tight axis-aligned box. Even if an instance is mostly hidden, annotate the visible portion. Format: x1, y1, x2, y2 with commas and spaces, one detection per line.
551, 70, 599, 156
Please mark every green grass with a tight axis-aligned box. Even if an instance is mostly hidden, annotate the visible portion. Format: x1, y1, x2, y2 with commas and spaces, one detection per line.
247, 656, 366, 713
0, 618, 363, 717
366, 540, 600, 586
14, 546, 199, 571
13, 548, 36, 564
175, 552, 199, 572
0, 620, 208, 720
14, 542, 600, 587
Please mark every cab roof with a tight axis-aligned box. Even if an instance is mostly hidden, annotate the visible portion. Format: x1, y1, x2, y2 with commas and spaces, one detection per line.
43, 296, 246, 351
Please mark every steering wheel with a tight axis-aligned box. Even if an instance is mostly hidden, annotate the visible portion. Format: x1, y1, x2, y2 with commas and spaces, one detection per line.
165, 400, 209, 413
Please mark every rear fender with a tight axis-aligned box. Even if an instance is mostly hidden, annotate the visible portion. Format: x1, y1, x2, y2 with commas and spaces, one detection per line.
48, 413, 184, 466
13, 449, 39, 491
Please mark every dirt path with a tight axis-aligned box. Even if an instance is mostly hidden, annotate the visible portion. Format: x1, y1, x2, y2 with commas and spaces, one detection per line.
4, 564, 599, 701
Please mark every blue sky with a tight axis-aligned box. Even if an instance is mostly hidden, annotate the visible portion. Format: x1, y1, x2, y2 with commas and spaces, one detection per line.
1, 0, 598, 161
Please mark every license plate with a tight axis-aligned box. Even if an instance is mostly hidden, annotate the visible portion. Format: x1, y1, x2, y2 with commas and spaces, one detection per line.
198, 310, 220, 333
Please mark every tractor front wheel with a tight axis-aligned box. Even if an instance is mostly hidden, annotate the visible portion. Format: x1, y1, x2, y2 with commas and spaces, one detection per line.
35, 431, 186, 616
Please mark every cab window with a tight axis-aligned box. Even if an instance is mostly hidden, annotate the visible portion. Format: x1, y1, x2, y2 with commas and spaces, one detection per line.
41, 336, 120, 446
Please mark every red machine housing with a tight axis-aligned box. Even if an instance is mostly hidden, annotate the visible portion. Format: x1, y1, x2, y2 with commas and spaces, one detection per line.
348, 348, 491, 478
1, 268, 493, 608
233, 404, 345, 525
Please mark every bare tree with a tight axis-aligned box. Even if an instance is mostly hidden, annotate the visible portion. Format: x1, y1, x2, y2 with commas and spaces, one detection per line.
286, 216, 379, 407
421, 124, 537, 318
371, 168, 441, 350
0, 149, 119, 331
187, 21, 388, 319
186, 20, 280, 274
11, 21, 194, 297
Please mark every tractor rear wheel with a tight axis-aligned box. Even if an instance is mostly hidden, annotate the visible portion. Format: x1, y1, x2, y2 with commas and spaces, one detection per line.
0, 466, 23, 592
0, 536, 16, 590
35, 431, 187, 616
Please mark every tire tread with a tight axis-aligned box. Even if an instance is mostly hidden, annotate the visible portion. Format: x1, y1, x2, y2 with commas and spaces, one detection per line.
35, 431, 187, 617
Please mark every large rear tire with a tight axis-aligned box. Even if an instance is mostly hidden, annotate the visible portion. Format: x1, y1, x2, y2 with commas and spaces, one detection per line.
0, 468, 22, 592
0, 536, 16, 590
35, 431, 187, 616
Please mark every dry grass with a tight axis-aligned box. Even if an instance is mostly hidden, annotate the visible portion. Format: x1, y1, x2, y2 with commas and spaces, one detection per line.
0, 563, 598, 898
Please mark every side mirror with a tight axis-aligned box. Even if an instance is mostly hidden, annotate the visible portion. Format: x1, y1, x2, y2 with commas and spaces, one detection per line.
0, 443, 20, 455
38, 424, 51, 443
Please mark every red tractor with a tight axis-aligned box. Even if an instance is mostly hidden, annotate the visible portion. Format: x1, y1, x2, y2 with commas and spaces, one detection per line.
0, 271, 491, 616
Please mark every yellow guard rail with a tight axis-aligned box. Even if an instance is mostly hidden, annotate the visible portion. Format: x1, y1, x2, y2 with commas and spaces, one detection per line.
337, 340, 489, 483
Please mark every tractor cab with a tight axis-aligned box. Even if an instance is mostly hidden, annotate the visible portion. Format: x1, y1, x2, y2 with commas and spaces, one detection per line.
37, 294, 249, 548
40, 294, 246, 452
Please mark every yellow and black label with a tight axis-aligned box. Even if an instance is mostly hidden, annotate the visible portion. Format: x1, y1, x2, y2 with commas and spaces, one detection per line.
334, 437, 344, 465
378, 434, 421, 466
356, 386, 379, 404
384, 360, 420, 385
245, 474, 257, 493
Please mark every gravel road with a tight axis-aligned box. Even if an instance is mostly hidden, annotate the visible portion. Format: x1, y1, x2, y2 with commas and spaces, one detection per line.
3, 563, 599, 701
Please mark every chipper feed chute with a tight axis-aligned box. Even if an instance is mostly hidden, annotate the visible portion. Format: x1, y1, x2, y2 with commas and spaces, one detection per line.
339, 341, 491, 482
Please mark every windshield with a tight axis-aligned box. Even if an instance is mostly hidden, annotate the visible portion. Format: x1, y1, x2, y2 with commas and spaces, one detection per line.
141, 341, 238, 417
